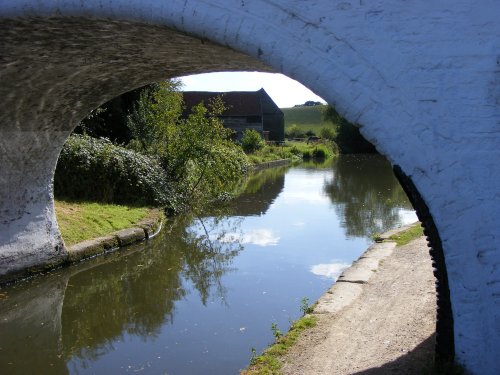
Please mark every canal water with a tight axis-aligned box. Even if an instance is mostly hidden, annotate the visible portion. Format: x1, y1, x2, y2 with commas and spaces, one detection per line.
0, 155, 417, 375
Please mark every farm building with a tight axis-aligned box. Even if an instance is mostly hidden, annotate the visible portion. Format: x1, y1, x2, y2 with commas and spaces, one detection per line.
182, 88, 284, 142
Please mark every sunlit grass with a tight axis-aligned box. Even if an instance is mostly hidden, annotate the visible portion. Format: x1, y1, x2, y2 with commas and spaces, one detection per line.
248, 141, 336, 165
241, 315, 317, 375
389, 223, 424, 246
55, 200, 150, 246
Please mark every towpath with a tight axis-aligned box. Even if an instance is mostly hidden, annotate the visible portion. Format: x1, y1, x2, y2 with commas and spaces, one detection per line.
281, 235, 437, 374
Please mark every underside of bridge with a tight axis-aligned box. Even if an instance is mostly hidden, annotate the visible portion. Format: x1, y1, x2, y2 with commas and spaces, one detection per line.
0, 1, 499, 374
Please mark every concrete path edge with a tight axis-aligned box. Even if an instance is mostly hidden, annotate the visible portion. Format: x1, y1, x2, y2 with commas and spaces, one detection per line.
314, 222, 419, 315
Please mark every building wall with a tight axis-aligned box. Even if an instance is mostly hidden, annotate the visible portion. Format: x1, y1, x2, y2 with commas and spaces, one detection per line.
259, 89, 285, 141
262, 114, 285, 142
220, 116, 262, 140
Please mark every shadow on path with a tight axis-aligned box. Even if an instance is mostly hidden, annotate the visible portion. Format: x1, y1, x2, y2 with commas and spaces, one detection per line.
353, 334, 436, 375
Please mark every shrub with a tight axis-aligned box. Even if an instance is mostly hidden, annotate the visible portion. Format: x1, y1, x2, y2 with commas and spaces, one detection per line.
54, 134, 170, 206
285, 124, 305, 139
241, 129, 265, 153
305, 129, 316, 137
312, 148, 326, 159
302, 150, 312, 159
319, 127, 336, 140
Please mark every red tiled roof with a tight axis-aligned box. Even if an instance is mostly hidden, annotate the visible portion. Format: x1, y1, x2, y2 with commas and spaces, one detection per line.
182, 91, 262, 116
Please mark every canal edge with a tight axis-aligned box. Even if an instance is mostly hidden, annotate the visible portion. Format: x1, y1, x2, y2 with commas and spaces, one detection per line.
66, 208, 164, 263
250, 158, 292, 171
314, 222, 418, 314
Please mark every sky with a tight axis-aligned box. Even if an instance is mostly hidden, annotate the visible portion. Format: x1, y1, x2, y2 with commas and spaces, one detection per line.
179, 72, 326, 108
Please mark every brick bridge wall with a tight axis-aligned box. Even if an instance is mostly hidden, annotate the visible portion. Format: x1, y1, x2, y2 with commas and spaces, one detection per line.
0, 1, 498, 373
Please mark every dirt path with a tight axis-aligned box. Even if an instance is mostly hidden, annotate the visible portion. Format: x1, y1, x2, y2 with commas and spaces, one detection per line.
281, 236, 437, 374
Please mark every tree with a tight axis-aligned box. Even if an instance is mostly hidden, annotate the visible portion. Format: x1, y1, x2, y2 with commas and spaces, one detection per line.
75, 86, 148, 143
285, 124, 305, 139
319, 127, 336, 141
126, 80, 248, 214
240, 129, 265, 153
322, 106, 377, 154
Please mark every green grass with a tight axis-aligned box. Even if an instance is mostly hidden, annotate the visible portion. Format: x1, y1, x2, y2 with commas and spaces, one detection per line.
247, 144, 298, 165
247, 141, 337, 165
287, 140, 336, 159
388, 223, 424, 246
55, 200, 151, 246
281, 105, 334, 134
242, 315, 318, 375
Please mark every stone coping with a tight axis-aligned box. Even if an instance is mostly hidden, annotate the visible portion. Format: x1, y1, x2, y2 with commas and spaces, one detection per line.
314, 222, 421, 314
67, 208, 163, 263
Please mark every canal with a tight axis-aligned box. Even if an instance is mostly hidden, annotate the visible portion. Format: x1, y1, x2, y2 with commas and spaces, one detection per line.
0, 155, 417, 375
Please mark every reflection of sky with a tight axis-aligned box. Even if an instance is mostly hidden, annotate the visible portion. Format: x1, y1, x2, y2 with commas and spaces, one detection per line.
219, 229, 280, 247
399, 210, 418, 224
310, 262, 351, 280
55, 161, 419, 375
280, 173, 331, 205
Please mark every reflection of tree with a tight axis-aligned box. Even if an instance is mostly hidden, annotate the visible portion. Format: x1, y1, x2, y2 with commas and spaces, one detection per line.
296, 158, 333, 170
183, 215, 243, 305
61, 215, 242, 364
230, 166, 287, 216
324, 155, 414, 239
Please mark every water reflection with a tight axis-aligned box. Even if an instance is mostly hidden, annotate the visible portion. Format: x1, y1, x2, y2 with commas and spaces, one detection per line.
0, 276, 69, 374
230, 166, 288, 216
325, 155, 414, 239
310, 262, 351, 279
0, 215, 243, 375
0, 155, 417, 375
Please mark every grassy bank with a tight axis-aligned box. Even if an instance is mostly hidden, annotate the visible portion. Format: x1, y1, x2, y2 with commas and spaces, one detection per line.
247, 141, 337, 165
242, 315, 318, 375
55, 200, 150, 246
388, 223, 424, 246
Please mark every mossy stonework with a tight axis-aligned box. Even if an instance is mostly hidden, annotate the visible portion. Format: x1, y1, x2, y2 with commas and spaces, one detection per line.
0, 2, 499, 373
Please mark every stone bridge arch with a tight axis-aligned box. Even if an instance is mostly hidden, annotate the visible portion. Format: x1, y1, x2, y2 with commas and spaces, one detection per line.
0, 1, 498, 374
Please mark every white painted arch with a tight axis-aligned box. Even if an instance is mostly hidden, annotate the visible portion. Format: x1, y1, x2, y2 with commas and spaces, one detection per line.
0, 1, 499, 373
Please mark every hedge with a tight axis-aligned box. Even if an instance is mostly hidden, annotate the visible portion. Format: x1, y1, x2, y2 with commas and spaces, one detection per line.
54, 134, 170, 206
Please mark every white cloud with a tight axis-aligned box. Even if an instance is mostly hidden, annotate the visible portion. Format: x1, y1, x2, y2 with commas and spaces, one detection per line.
310, 262, 351, 280
218, 229, 280, 247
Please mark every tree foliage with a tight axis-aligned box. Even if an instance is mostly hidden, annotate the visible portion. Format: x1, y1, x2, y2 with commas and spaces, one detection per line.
319, 127, 336, 141
285, 124, 306, 139
126, 80, 248, 214
54, 134, 170, 206
240, 129, 265, 153
74, 86, 148, 143
322, 106, 377, 154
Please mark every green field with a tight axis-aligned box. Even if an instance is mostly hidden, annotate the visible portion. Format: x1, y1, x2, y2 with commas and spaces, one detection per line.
281, 105, 335, 134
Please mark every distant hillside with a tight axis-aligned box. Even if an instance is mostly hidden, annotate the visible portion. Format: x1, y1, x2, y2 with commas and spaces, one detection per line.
281, 105, 335, 133
282, 105, 377, 153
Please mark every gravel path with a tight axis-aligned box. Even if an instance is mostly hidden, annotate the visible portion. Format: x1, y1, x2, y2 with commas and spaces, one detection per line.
281, 236, 437, 374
